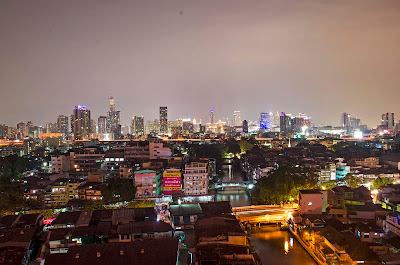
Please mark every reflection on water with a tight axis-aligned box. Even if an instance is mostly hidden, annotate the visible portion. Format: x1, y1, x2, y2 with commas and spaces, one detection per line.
251, 226, 316, 265
214, 192, 251, 207
215, 162, 251, 207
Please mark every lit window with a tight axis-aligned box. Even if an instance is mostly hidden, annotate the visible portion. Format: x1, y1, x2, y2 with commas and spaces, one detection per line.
308, 202, 312, 206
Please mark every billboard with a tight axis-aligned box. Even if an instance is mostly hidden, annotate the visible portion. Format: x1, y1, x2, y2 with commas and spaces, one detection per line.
163, 172, 181, 195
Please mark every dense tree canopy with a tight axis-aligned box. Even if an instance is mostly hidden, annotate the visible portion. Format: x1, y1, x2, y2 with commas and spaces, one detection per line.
251, 165, 319, 205
0, 155, 29, 184
372, 177, 393, 189
126, 200, 155, 208
102, 179, 136, 204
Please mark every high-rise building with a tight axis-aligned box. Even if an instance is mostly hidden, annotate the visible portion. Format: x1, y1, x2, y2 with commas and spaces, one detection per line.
26, 121, 34, 138
242, 120, 248, 134
17, 122, 27, 140
182, 120, 193, 135
159, 106, 168, 134
57, 115, 69, 135
0, 124, 8, 138
280, 112, 290, 134
382, 112, 395, 131
233, 111, 242, 127
106, 97, 121, 139
98, 116, 107, 133
350, 117, 361, 130
72, 105, 91, 140
209, 108, 215, 124
340, 112, 351, 128
260, 112, 271, 131
295, 113, 311, 132
132, 116, 145, 136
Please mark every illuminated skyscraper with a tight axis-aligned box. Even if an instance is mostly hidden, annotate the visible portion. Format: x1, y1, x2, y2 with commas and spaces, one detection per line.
210, 108, 215, 124
260, 112, 271, 130
280, 112, 290, 134
243, 120, 248, 134
72, 105, 91, 140
106, 97, 121, 139
160, 106, 168, 134
382, 112, 395, 131
98, 116, 107, 133
233, 111, 241, 127
340, 112, 351, 127
17, 122, 27, 139
57, 115, 69, 135
132, 116, 145, 136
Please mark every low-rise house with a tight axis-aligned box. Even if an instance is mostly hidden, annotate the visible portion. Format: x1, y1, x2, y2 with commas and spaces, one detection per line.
169, 204, 203, 230
45, 238, 180, 265
0, 228, 37, 265
116, 221, 173, 241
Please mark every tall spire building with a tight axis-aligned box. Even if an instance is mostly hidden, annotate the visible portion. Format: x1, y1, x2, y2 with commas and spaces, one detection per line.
106, 97, 121, 139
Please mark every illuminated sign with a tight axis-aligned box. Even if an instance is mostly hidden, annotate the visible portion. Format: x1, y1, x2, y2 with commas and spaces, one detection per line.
163, 172, 181, 195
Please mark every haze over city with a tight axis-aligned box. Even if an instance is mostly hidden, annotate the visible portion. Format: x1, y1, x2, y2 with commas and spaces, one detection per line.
1, 0, 400, 127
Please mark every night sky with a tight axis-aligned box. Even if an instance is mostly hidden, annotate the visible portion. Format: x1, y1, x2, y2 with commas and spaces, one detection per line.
1, 0, 400, 127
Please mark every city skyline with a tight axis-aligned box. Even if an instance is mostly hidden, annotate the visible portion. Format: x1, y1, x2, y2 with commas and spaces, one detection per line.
0, 98, 396, 130
2, 1, 400, 127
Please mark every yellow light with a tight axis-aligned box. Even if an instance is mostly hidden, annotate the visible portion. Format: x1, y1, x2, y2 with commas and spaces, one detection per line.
284, 241, 289, 254
371, 189, 379, 195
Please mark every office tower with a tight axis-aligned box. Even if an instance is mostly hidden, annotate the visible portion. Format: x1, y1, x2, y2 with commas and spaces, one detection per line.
131, 116, 145, 136
90, 119, 96, 134
146, 120, 161, 136
295, 113, 311, 132
233, 111, 242, 127
340, 112, 351, 127
98, 116, 107, 133
17, 122, 27, 139
209, 108, 215, 124
106, 97, 121, 139
182, 120, 193, 135
70, 115, 74, 133
260, 112, 271, 130
280, 112, 290, 134
46, 123, 58, 133
243, 120, 248, 134
192, 118, 200, 133
57, 115, 69, 135
26, 121, 34, 138
160, 106, 168, 134
72, 105, 91, 140
350, 117, 361, 130
382, 112, 395, 131
0, 124, 8, 138
121, 125, 129, 136
271, 112, 280, 128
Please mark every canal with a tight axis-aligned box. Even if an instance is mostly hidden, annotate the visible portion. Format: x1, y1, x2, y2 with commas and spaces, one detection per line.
251, 226, 317, 265
214, 158, 251, 207
214, 159, 316, 265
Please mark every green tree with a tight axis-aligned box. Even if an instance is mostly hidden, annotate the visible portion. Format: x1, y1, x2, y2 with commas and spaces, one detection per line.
126, 200, 155, 208
0, 186, 25, 215
238, 140, 254, 153
83, 200, 106, 211
322, 180, 339, 189
252, 165, 319, 205
227, 142, 241, 155
372, 177, 393, 189
343, 173, 361, 189
102, 179, 136, 204
0, 155, 29, 184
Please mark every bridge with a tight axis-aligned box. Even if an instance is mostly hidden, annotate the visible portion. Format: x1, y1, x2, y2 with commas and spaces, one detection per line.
214, 181, 254, 189
232, 204, 298, 225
